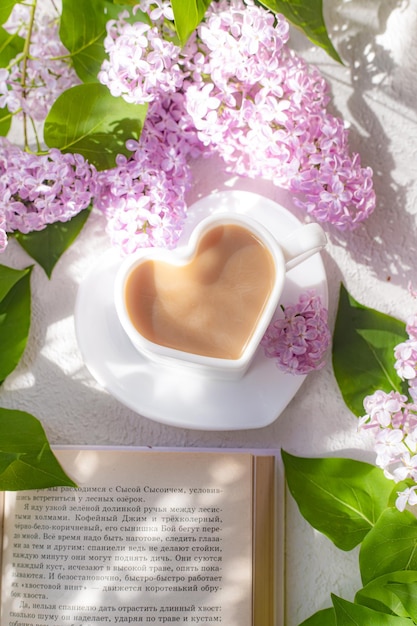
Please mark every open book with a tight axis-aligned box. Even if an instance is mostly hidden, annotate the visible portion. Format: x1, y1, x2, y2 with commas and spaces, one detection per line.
0, 448, 283, 625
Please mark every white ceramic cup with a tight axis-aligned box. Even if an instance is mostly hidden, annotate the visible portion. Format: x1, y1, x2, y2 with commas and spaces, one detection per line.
114, 213, 326, 380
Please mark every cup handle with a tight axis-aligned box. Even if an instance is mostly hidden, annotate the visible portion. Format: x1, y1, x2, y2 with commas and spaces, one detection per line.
281, 223, 327, 270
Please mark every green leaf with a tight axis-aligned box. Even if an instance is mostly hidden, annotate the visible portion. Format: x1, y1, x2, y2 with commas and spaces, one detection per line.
0, 0, 18, 25
171, 0, 211, 46
356, 571, 417, 617
0, 24, 23, 136
331, 594, 413, 625
332, 284, 408, 417
44, 83, 148, 170
60, 0, 106, 83
0, 408, 76, 490
282, 450, 393, 551
258, 0, 342, 63
0, 24, 24, 66
359, 508, 417, 586
14, 208, 91, 278
60, 0, 148, 83
299, 607, 336, 625
0, 106, 12, 136
0, 264, 32, 384
0, 263, 28, 302
387, 581, 417, 621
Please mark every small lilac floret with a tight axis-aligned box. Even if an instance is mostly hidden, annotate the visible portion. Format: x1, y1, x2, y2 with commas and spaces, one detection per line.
374, 428, 407, 471
362, 390, 407, 428
392, 452, 417, 483
396, 485, 417, 512
395, 340, 417, 380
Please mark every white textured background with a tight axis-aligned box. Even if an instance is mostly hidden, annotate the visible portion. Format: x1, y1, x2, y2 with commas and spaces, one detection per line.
2, 0, 417, 623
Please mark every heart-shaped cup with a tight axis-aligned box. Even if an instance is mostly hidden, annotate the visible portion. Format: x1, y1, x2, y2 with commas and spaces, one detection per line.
114, 213, 326, 380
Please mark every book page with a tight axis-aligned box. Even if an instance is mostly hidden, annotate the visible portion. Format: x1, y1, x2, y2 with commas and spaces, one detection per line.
1, 449, 254, 625
253, 455, 277, 626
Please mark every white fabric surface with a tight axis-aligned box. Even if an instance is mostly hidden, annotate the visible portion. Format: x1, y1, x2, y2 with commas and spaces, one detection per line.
2, 1, 417, 622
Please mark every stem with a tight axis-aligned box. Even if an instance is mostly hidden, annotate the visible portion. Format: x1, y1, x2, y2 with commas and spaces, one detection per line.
30, 116, 42, 152
20, 0, 37, 150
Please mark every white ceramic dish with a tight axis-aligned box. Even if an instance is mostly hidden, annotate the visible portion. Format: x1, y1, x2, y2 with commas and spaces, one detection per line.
114, 211, 326, 380
75, 190, 328, 430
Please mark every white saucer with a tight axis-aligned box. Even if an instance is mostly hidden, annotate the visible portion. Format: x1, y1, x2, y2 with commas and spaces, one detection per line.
75, 190, 328, 430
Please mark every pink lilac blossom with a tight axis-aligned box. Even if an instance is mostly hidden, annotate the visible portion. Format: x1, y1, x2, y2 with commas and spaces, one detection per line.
396, 486, 417, 512
94, 0, 375, 243
394, 340, 417, 380
0, 211, 7, 252
3, 4, 80, 121
260, 291, 330, 375
98, 6, 184, 105
182, 0, 375, 229
133, 0, 174, 22
94, 93, 203, 253
0, 138, 96, 251
359, 311, 417, 511
0, 68, 16, 111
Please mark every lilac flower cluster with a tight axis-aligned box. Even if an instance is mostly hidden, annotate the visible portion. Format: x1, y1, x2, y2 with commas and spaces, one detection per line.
0, 138, 96, 250
94, 93, 203, 253
94, 4, 204, 253
182, 0, 376, 230
359, 314, 417, 511
2, 4, 80, 121
93, 0, 375, 251
261, 291, 331, 375
0, 4, 93, 252
98, 5, 183, 105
